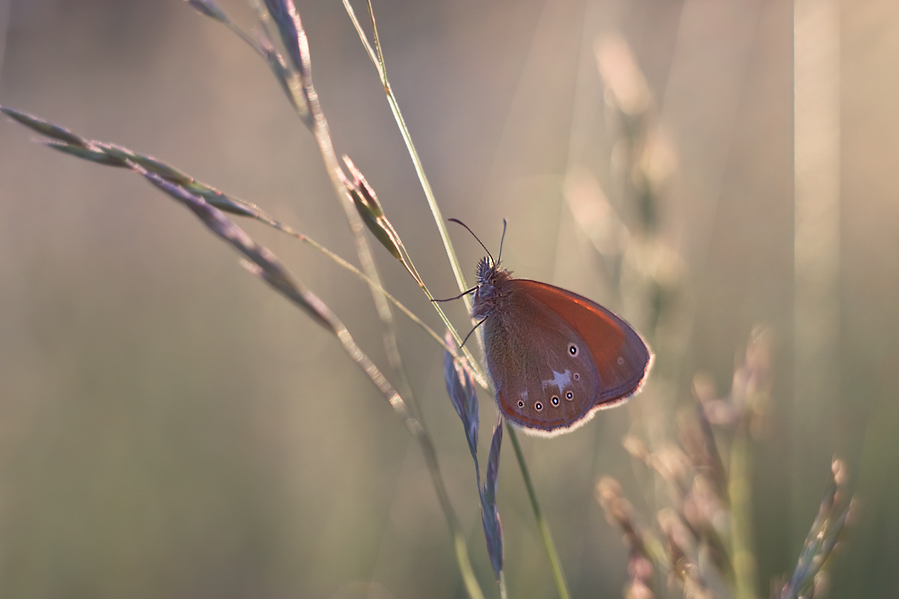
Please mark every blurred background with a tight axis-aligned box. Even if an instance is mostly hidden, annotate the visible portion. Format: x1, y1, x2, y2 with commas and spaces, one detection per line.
0, 0, 897, 597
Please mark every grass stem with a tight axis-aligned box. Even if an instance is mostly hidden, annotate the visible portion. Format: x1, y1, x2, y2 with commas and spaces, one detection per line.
507, 424, 571, 599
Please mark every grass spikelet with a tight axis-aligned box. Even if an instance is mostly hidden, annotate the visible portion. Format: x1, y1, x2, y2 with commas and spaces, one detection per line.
481, 417, 504, 581
261, 0, 313, 125
341, 156, 403, 260
443, 332, 480, 460
0, 105, 85, 146
443, 333, 505, 589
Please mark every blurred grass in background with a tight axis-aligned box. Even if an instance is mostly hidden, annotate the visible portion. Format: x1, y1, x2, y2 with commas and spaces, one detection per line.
0, 0, 897, 597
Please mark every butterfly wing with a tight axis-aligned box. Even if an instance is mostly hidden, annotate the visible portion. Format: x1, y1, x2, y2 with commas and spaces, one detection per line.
484, 279, 651, 436
517, 280, 652, 402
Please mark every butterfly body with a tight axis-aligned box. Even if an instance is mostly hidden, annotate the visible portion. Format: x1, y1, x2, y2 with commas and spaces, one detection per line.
472, 257, 652, 436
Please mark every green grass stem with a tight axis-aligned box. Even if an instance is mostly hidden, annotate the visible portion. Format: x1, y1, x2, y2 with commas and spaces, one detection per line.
507, 424, 572, 599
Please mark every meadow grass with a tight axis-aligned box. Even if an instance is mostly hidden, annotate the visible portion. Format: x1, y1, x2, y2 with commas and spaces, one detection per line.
0, 1, 854, 597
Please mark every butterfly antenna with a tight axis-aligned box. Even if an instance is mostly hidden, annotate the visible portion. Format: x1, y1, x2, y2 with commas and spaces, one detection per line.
496, 218, 508, 266
448, 218, 495, 266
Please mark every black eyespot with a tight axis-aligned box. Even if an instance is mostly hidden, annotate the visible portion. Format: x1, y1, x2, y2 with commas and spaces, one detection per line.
566, 391, 573, 400
551, 396, 560, 406
535, 402, 543, 411
617, 357, 625, 365
573, 372, 580, 381
569, 344, 578, 356
517, 400, 524, 408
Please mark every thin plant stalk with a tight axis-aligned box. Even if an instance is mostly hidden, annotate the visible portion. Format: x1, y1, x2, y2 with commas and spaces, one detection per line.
507, 424, 572, 599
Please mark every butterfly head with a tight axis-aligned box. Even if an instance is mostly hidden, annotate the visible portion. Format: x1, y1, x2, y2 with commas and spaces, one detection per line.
473, 256, 512, 319
476, 256, 496, 285
448, 218, 511, 319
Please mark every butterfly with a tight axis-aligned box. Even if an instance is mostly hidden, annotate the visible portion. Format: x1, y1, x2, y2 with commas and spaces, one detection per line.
449, 219, 652, 436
